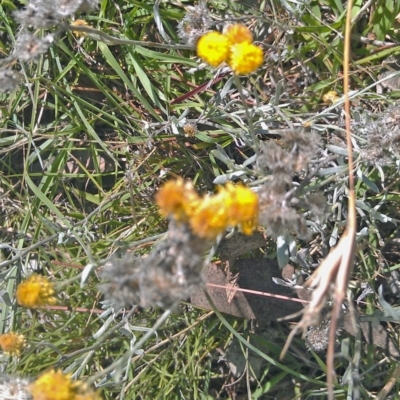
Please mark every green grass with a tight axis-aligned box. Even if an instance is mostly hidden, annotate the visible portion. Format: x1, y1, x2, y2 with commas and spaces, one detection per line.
2, 0, 400, 398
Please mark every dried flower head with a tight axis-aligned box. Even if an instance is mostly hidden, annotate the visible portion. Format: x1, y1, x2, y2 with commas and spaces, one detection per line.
177, 1, 212, 46
196, 31, 231, 67
14, 33, 53, 62
255, 129, 323, 238
280, 129, 320, 172
183, 123, 197, 137
75, 0, 100, 14
14, 3, 61, 29
16, 274, 57, 308
304, 192, 329, 223
305, 315, 343, 352
224, 24, 253, 44
0, 69, 21, 93
0, 333, 26, 356
0, 374, 31, 400
305, 320, 330, 352
29, 370, 100, 400
257, 141, 293, 179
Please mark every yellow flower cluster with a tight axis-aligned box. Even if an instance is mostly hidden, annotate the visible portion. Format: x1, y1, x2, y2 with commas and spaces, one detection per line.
156, 178, 258, 239
71, 19, 90, 38
155, 178, 199, 223
29, 370, 101, 400
322, 90, 340, 104
0, 332, 26, 356
196, 24, 263, 75
16, 274, 57, 308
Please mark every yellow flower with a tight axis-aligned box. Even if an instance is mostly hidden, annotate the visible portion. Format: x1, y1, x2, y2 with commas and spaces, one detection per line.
322, 90, 340, 104
189, 195, 230, 239
156, 178, 199, 222
16, 274, 57, 308
227, 42, 264, 75
196, 31, 231, 67
156, 178, 259, 239
75, 392, 102, 400
29, 370, 77, 400
71, 19, 90, 38
188, 183, 258, 239
218, 183, 259, 234
29, 370, 101, 400
224, 24, 253, 44
0, 332, 26, 356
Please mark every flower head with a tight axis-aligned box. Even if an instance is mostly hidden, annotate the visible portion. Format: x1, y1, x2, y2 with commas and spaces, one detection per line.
227, 43, 263, 75
322, 90, 340, 104
29, 370, 101, 400
219, 183, 259, 234
156, 179, 259, 240
29, 370, 77, 400
196, 31, 231, 67
155, 178, 199, 222
0, 375, 31, 400
16, 274, 57, 308
0, 333, 26, 356
189, 195, 230, 239
224, 24, 253, 44
71, 19, 89, 38
196, 24, 263, 75
189, 183, 258, 239
183, 123, 197, 137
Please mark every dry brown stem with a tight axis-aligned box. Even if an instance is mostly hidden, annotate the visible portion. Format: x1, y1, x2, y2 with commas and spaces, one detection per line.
280, 1, 356, 399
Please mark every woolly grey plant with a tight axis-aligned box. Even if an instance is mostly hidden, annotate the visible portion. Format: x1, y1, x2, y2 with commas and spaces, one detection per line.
13, 33, 54, 62
358, 102, 400, 165
98, 254, 141, 310
14, 0, 100, 29
0, 69, 21, 93
177, 1, 213, 46
100, 220, 209, 309
256, 129, 327, 238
